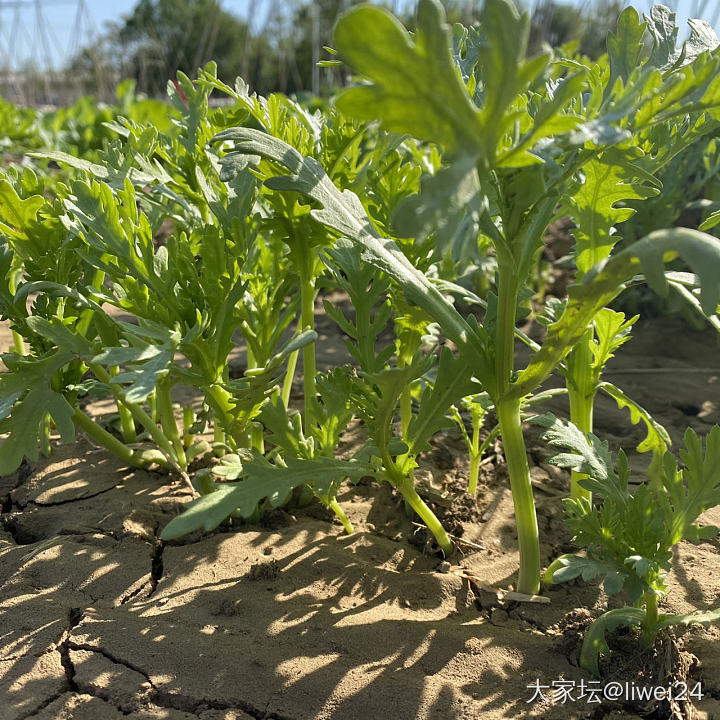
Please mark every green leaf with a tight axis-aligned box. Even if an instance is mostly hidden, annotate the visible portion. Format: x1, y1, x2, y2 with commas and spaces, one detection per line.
645, 5, 680, 69
511, 228, 720, 399
598, 381, 670, 458
212, 128, 492, 387
667, 426, 720, 545
333, 0, 483, 154
699, 209, 720, 231
0, 349, 76, 473
259, 397, 313, 459
530, 413, 628, 507
406, 346, 480, 455
26, 317, 94, 357
0, 180, 44, 242
393, 155, 487, 244
591, 308, 636, 371
564, 154, 659, 276
314, 370, 354, 455
159, 454, 377, 540
606, 7, 647, 88
657, 606, 720, 631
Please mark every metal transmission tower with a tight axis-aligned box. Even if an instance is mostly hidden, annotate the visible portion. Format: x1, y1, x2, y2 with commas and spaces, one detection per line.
0, 0, 100, 105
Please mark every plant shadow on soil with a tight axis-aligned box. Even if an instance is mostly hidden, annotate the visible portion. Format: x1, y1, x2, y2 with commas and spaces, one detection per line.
1, 318, 720, 720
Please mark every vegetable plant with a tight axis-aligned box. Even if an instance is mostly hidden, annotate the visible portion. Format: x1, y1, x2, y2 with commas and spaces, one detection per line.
211, 0, 720, 595
537, 415, 720, 675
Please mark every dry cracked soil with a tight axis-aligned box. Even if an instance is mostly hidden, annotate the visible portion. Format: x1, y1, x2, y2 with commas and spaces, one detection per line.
1, 312, 720, 720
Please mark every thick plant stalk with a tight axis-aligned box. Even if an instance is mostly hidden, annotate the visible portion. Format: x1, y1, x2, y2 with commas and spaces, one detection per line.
642, 592, 659, 646
496, 397, 541, 595
494, 269, 541, 595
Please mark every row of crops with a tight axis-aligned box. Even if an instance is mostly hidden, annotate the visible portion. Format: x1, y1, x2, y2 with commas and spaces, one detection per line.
2, 0, 720, 678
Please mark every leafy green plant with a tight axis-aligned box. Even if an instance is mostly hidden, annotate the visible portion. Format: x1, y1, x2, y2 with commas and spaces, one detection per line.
210, 0, 720, 595
537, 415, 720, 675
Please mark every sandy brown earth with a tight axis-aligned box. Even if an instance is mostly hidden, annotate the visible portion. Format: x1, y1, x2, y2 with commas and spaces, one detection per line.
1, 312, 720, 720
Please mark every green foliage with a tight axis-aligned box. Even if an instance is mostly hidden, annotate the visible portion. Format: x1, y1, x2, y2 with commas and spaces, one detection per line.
537, 416, 720, 674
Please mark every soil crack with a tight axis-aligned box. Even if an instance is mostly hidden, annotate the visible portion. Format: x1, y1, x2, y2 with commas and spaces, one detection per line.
65, 642, 295, 720
59, 608, 84, 693
149, 690, 296, 720
32, 483, 118, 508
148, 539, 165, 597
67, 642, 154, 686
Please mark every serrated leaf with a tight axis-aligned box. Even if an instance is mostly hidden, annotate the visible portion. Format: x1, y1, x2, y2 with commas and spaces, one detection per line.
511, 228, 720, 399
333, 0, 483, 154
530, 413, 627, 507
607, 7, 647, 88
393, 155, 487, 244
598, 381, 670, 457
406, 347, 479, 455
0, 349, 76, 473
668, 426, 720, 545
162, 452, 379, 540
564, 155, 659, 275
0, 180, 44, 241
212, 128, 492, 387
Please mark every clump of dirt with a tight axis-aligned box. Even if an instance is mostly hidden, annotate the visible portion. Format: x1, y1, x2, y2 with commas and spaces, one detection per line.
597, 632, 698, 720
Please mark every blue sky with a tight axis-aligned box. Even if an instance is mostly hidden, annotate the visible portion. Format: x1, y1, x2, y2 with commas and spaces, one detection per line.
0, 0, 715, 71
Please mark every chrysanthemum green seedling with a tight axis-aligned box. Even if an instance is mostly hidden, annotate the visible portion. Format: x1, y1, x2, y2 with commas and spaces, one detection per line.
537, 415, 720, 675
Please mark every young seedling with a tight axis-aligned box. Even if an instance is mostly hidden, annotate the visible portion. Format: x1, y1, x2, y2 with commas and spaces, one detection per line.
537, 415, 720, 675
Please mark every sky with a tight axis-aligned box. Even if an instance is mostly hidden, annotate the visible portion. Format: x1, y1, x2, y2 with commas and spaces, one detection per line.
0, 0, 716, 71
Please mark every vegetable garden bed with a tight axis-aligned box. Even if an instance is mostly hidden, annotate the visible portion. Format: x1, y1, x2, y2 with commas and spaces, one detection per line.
1, 314, 719, 720
2, 0, 720, 717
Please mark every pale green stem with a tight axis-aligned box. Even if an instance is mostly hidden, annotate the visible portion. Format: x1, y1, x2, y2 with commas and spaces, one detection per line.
147, 391, 158, 423
246, 344, 257, 371
567, 329, 595, 502
73, 408, 146, 468
299, 269, 317, 430
642, 592, 660, 646
157, 381, 187, 470
110, 367, 136, 443
329, 498, 354, 534
8, 272, 26, 355
39, 412, 51, 457
251, 421, 265, 453
494, 265, 541, 595
400, 385, 412, 438
496, 398, 541, 596
89, 364, 178, 468
207, 383, 244, 448
183, 407, 195, 447
281, 349, 299, 407
383, 452, 452, 556
467, 408, 483, 495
